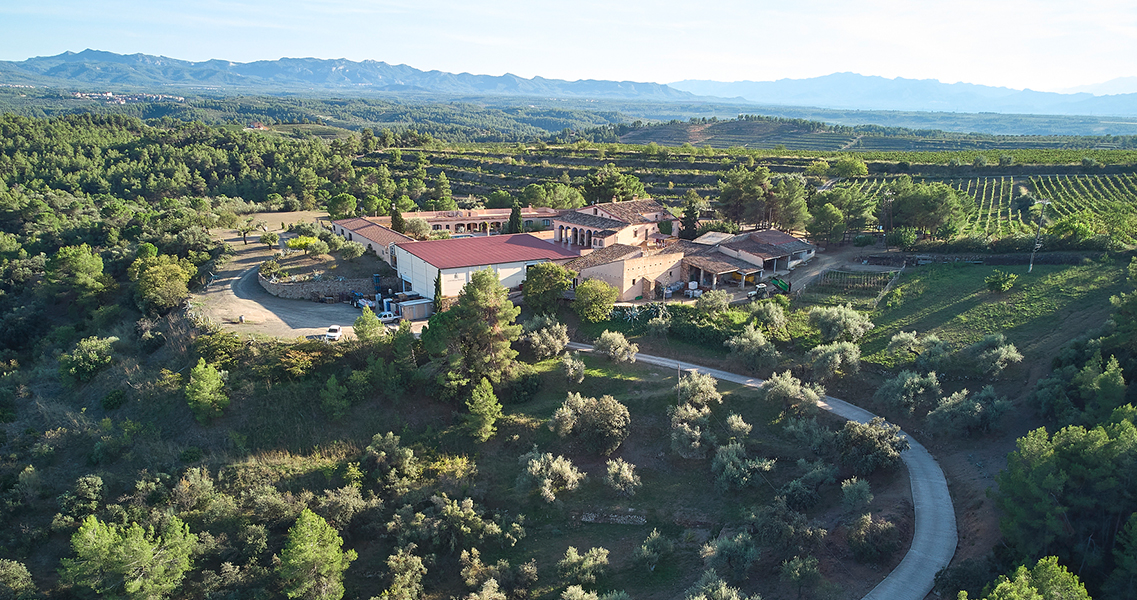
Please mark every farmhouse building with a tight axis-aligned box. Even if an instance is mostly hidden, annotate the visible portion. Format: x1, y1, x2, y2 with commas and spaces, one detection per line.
330, 218, 413, 265
552, 199, 677, 248
392, 233, 579, 298
564, 245, 685, 302
369, 206, 562, 234
564, 228, 816, 298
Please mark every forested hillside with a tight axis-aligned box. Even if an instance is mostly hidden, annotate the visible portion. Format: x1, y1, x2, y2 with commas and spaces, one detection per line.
0, 112, 1135, 599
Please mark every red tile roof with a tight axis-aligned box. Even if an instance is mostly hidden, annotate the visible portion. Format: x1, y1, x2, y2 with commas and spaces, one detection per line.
333, 218, 413, 246
396, 234, 579, 270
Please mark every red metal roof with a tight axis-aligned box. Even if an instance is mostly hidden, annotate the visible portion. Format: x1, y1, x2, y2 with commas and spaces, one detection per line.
396, 234, 579, 270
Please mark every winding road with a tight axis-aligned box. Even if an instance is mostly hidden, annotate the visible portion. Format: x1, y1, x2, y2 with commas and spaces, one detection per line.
567, 342, 957, 600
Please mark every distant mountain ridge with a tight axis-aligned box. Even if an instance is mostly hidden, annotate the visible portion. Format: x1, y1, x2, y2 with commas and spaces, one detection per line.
0, 49, 697, 100
669, 73, 1137, 117
5, 50, 1137, 119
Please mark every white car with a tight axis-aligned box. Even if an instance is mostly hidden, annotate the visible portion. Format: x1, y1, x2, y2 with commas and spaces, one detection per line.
377, 311, 400, 324
324, 325, 343, 341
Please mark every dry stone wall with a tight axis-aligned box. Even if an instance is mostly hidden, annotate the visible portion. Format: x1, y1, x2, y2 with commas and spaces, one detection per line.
258, 274, 375, 300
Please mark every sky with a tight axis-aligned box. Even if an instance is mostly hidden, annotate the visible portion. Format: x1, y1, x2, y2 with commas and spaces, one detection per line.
2, 0, 1136, 92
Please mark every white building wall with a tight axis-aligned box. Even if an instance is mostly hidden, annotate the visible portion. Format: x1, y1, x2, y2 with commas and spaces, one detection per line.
393, 246, 440, 296
396, 249, 558, 297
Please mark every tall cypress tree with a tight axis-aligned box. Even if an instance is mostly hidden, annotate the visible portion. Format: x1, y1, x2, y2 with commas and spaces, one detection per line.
390, 199, 406, 234
507, 202, 523, 234
433, 272, 443, 310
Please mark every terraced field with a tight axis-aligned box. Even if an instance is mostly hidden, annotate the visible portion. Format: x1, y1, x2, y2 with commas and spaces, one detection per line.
840, 174, 1137, 237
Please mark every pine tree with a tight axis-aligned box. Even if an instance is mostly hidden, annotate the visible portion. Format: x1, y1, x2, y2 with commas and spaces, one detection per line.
466, 378, 502, 442
433, 272, 443, 310
61, 515, 196, 600
278, 509, 357, 600
353, 306, 383, 343
185, 358, 228, 423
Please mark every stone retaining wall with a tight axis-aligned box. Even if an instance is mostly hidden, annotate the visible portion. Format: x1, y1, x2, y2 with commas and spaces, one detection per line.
258, 274, 375, 300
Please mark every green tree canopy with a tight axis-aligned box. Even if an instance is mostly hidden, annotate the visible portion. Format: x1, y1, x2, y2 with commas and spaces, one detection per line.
574, 279, 619, 323
60, 514, 196, 600
185, 358, 228, 423
523, 261, 575, 315
424, 268, 521, 398
326, 193, 358, 220
581, 163, 645, 205
718, 165, 770, 225
278, 509, 357, 600
46, 243, 105, 298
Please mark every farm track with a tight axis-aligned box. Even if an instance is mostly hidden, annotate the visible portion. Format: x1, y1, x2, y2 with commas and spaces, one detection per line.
567, 342, 957, 600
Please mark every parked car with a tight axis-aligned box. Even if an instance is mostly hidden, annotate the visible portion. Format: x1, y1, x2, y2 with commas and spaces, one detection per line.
377, 311, 400, 323
324, 325, 343, 341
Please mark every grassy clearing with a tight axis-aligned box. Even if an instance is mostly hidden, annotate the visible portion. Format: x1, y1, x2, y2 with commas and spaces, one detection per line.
861, 259, 1128, 367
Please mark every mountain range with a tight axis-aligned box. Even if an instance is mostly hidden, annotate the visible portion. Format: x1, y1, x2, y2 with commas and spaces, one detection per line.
4, 50, 1137, 118
668, 73, 1137, 117
0, 50, 696, 100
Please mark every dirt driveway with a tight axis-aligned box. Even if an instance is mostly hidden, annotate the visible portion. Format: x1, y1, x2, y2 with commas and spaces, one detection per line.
192, 215, 365, 340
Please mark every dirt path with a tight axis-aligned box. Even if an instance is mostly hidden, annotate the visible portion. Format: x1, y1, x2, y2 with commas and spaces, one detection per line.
568, 342, 958, 600
192, 218, 365, 340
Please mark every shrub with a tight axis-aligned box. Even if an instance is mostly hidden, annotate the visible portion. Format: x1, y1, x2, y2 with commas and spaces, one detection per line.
847, 513, 900, 563
593, 330, 637, 363
517, 447, 585, 503
574, 279, 618, 323
966, 333, 1023, 376
549, 392, 631, 455
726, 413, 752, 438
101, 389, 127, 410
780, 555, 823, 599
558, 546, 609, 584
748, 301, 786, 332
645, 313, 670, 337
320, 374, 351, 420
873, 370, 942, 416
853, 234, 876, 247
459, 549, 538, 600
521, 314, 569, 359
809, 341, 861, 380
886, 226, 918, 250
696, 289, 732, 315
724, 324, 779, 372
782, 417, 833, 454
632, 529, 674, 571
841, 477, 873, 511
340, 240, 365, 261
676, 372, 722, 408
670, 403, 712, 459
835, 417, 909, 476
809, 304, 874, 342
59, 336, 118, 383
604, 458, 641, 497
748, 497, 827, 561
985, 269, 1018, 293
888, 331, 952, 371
561, 352, 585, 385
761, 371, 823, 417
700, 533, 758, 581
925, 386, 1010, 437
0, 559, 35, 600
682, 569, 753, 600
353, 307, 384, 344
712, 442, 776, 491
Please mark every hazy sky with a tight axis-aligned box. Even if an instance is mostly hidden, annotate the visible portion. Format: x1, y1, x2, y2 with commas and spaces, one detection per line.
2, 0, 1135, 92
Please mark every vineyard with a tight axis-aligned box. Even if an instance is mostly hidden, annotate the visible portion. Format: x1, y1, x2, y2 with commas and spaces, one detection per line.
839, 174, 1137, 238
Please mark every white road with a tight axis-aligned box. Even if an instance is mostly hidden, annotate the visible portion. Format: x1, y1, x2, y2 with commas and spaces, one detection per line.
567, 342, 957, 600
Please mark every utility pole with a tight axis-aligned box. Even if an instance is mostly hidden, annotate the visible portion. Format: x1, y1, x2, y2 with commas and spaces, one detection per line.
1028, 199, 1051, 274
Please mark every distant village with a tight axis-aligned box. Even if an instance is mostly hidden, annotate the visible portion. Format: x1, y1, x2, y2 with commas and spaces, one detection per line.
70, 91, 185, 104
